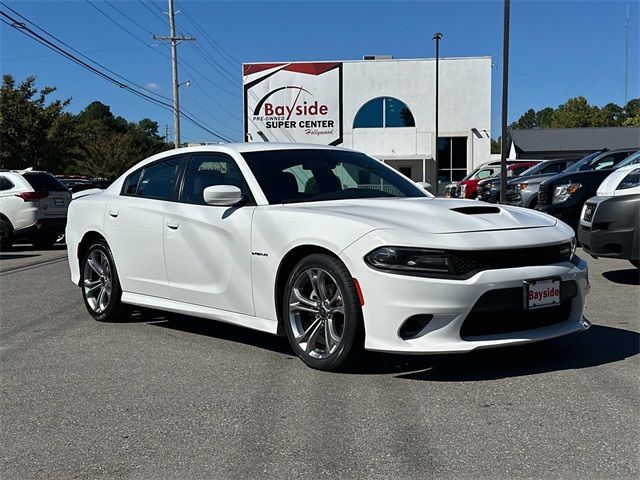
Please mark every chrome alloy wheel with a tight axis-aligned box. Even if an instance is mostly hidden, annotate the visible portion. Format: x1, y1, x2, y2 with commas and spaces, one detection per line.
83, 249, 113, 314
288, 268, 345, 360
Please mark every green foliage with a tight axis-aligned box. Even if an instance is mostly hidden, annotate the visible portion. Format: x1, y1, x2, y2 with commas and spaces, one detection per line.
509, 96, 640, 131
0, 75, 171, 179
0, 75, 78, 172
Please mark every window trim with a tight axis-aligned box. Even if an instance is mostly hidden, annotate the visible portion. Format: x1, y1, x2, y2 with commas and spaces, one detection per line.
353, 96, 416, 129
177, 152, 256, 206
120, 154, 185, 201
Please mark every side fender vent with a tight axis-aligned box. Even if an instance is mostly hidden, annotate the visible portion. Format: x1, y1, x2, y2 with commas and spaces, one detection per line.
451, 206, 501, 215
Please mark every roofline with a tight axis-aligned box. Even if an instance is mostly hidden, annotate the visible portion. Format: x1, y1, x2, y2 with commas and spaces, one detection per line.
510, 126, 640, 132
242, 56, 492, 66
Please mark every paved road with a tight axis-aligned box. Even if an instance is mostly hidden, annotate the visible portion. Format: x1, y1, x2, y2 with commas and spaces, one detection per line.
1, 248, 638, 479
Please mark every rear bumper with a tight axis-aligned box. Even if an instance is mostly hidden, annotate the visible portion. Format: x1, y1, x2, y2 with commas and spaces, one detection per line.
13, 218, 67, 239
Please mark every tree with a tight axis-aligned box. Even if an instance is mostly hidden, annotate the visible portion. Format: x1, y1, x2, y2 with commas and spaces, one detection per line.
0, 74, 77, 171
74, 101, 170, 179
551, 96, 595, 128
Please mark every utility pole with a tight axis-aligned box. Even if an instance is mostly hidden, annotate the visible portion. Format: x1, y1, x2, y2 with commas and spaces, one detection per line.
499, 0, 510, 203
153, 0, 194, 148
433, 32, 442, 192
625, 4, 629, 104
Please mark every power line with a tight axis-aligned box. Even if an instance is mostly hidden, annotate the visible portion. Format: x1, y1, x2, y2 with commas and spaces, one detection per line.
82, 0, 240, 131
1, 1, 170, 103
175, 0, 240, 67
0, 9, 232, 142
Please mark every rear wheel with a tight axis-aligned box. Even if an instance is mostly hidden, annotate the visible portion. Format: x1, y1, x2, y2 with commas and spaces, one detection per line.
0, 218, 13, 251
81, 240, 131, 322
283, 254, 363, 371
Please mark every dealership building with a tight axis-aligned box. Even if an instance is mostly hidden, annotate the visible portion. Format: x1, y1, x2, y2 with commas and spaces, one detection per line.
243, 56, 492, 189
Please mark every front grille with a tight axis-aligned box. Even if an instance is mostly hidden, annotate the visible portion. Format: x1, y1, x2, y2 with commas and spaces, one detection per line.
449, 242, 572, 278
583, 203, 596, 222
460, 281, 577, 338
505, 187, 520, 201
538, 183, 550, 206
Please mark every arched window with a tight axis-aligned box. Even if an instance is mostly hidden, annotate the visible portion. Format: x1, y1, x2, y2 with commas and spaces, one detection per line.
353, 97, 415, 128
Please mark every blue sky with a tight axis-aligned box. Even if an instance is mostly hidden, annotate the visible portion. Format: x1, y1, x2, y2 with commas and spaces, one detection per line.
1, 0, 638, 143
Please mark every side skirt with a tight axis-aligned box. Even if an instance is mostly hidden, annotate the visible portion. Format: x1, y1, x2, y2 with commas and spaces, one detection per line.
121, 292, 279, 335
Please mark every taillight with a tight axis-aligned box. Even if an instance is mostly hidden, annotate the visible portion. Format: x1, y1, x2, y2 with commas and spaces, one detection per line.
16, 191, 49, 201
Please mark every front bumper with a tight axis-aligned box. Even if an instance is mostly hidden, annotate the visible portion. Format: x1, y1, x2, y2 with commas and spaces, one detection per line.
578, 195, 639, 261
342, 230, 589, 354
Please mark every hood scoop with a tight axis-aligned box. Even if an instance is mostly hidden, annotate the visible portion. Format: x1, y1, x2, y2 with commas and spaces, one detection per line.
451, 206, 501, 215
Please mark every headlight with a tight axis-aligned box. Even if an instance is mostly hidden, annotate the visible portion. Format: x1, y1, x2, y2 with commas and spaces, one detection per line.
490, 183, 499, 190
617, 168, 640, 190
517, 183, 528, 190
552, 183, 581, 204
365, 247, 454, 275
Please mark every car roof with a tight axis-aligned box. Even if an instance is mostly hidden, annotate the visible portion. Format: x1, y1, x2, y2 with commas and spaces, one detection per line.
168, 142, 354, 155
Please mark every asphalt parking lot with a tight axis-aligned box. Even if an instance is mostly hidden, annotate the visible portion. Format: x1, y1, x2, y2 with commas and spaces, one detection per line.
1, 246, 638, 479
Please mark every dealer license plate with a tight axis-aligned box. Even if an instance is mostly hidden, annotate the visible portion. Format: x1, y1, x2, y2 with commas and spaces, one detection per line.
524, 278, 561, 310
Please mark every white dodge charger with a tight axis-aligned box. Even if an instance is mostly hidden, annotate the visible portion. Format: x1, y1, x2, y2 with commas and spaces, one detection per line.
66, 144, 590, 371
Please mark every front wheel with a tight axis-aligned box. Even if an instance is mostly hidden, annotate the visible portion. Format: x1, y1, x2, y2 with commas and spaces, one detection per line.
81, 240, 131, 322
283, 254, 364, 371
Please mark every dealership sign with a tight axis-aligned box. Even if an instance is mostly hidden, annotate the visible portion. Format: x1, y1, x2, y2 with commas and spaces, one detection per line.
243, 62, 343, 145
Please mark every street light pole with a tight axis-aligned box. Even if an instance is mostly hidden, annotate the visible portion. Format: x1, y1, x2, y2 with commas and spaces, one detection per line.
500, 0, 510, 203
433, 32, 443, 190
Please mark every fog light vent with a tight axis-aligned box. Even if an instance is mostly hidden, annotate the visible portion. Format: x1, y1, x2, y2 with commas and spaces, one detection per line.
399, 314, 433, 340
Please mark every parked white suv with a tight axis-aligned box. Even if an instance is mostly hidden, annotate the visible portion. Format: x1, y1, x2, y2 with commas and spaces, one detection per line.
0, 169, 71, 250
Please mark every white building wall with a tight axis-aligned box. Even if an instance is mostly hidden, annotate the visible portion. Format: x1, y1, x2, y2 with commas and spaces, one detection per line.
340, 57, 491, 183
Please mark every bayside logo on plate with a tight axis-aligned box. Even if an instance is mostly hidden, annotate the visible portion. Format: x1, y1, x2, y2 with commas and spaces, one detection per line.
525, 278, 561, 309
243, 62, 343, 145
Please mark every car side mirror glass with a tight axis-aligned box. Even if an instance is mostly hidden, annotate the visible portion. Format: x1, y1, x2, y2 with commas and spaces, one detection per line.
203, 185, 244, 206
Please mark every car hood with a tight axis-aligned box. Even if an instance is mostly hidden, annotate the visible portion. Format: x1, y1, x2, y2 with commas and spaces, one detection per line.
282, 197, 557, 234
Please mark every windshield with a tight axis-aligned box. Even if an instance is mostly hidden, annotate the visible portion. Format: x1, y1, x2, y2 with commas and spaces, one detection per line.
562, 151, 605, 174
242, 149, 427, 204
613, 150, 640, 169
519, 161, 553, 177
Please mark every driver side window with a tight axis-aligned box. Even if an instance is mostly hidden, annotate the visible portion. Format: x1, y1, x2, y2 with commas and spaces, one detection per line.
180, 154, 251, 204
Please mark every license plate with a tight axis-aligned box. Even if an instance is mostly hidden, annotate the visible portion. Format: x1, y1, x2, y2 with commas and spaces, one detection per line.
524, 278, 561, 310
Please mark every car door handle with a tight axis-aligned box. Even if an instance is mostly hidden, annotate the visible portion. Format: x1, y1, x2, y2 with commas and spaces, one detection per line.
108, 208, 119, 218
166, 220, 179, 230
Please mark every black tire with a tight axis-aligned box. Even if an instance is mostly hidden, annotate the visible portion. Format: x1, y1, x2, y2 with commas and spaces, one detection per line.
630, 259, 639, 269
282, 253, 364, 371
80, 239, 131, 322
528, 198, 538, 210
0, 218, 13, 251
32, 232, 58, 249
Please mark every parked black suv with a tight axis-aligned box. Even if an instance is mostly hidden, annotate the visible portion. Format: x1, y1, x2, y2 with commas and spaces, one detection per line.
537, 149, 639, 231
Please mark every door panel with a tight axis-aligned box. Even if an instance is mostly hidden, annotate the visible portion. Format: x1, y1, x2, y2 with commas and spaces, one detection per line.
105, 155, 184, 298
164, 203, 255, 315
164, 153, 256, 315
105, 196, 170, 298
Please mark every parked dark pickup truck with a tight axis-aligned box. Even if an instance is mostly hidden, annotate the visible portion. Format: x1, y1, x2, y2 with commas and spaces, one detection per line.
537, 149, 639, 231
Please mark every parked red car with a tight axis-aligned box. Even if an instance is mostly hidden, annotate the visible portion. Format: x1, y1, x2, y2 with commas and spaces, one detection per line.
456, 161, 540, 199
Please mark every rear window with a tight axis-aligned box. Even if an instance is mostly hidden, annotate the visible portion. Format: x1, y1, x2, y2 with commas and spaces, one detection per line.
22, 172, 68, 192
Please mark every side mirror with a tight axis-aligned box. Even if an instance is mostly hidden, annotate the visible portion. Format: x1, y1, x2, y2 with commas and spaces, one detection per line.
416, 181, 434, 193
203, 185, 244, 206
